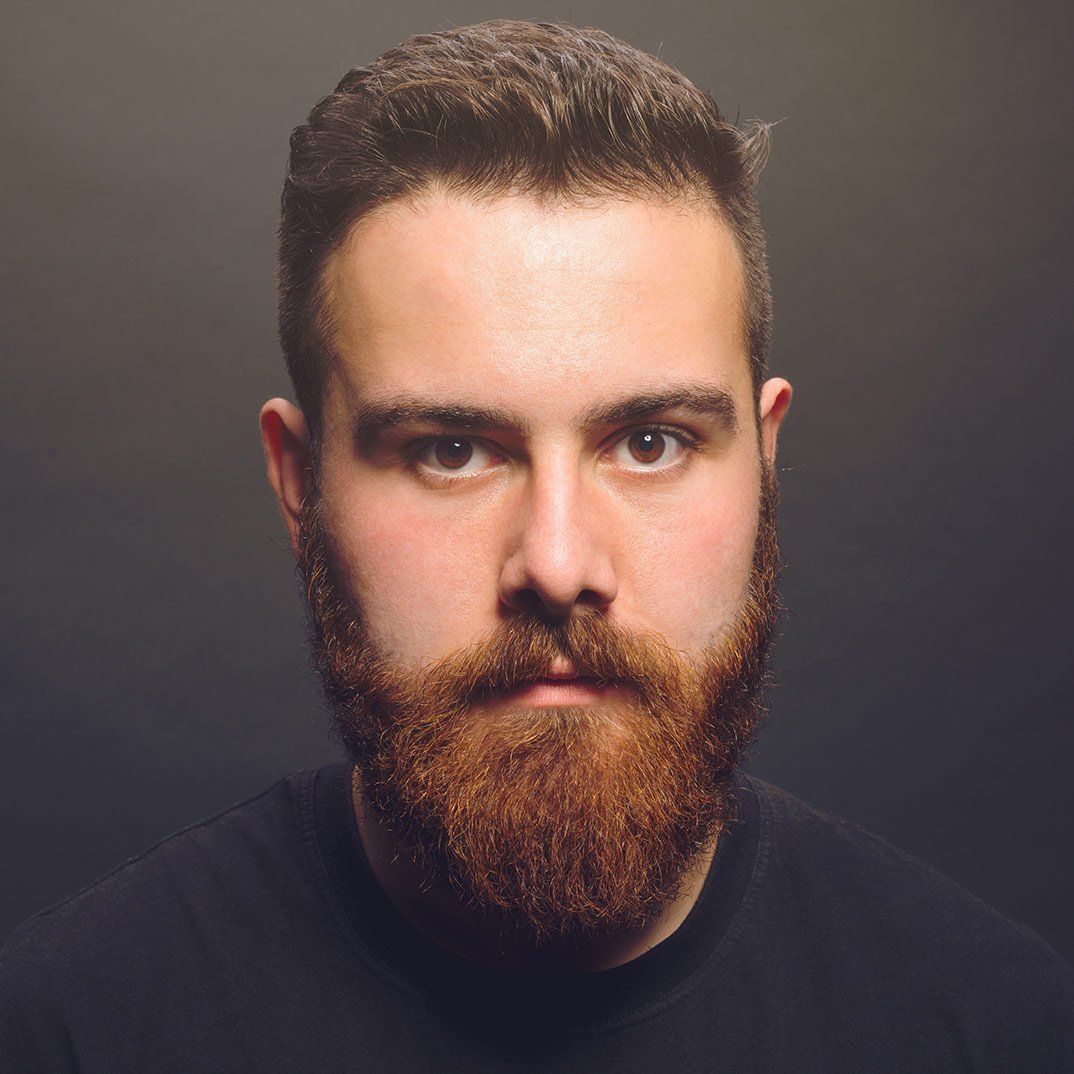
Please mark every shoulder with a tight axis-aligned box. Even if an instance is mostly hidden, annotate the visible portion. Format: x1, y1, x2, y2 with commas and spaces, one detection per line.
745, 773, 1074, 1059
0, 768, 328, 1069
746, 773, 1071, 972
0, 768, 313, 984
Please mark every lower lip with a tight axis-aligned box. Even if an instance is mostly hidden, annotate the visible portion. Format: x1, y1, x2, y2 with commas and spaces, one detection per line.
501, 678, 619, 706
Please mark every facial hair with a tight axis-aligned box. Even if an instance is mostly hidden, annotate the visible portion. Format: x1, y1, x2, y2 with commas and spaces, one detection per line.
293, 460, 784, 945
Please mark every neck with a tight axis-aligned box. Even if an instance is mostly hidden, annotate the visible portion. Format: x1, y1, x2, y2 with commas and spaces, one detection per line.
350, 769, 720, 973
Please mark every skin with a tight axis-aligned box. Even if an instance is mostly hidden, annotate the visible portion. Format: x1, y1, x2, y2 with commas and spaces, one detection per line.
260, 188, 792, 970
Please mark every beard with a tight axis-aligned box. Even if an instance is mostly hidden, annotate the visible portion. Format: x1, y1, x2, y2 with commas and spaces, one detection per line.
294, 459, 784, 946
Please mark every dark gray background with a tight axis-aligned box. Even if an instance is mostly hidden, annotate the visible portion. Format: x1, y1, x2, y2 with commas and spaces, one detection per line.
3, 1, 1071, 962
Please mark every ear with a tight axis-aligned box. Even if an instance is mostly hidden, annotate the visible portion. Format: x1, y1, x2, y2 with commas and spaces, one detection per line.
758, 377, 793, 468
259, 398, 309, 558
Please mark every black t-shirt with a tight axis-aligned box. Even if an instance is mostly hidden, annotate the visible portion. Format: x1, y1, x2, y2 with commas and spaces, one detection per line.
2, 761, 1071, 1072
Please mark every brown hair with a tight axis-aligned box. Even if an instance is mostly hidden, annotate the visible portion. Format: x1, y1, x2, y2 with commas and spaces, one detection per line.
277, 18, 773, 467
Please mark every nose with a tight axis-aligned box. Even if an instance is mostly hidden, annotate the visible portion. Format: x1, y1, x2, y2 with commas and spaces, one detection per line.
497, 455, 619, 620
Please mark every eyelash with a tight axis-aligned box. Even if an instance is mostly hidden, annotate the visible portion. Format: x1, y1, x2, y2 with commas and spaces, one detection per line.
404, 424, 704, 487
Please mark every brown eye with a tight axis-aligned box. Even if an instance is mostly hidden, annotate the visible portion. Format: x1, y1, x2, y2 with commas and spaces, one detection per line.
432, 438, 473, 470
626, 430, 667, 465
411, 436, 498, 481
610, 427, 694, 471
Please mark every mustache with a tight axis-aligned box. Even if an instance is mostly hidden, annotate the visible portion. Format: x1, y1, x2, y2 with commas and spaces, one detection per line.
418, 608, 693, 711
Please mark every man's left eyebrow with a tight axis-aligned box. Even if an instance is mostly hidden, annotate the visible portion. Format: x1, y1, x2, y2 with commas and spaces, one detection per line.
351, 382, 740, 449
584, 385, 740, 435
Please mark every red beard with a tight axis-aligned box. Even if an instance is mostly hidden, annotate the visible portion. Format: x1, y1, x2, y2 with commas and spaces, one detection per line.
295, 462, 783, 944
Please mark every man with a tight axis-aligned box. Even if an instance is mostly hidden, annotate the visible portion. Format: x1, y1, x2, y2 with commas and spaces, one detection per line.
2, 18, 1071, 1072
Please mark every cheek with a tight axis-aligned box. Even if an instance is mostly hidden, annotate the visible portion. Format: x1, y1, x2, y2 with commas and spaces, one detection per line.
326, 491, 497, 660
628, 493, 757, 642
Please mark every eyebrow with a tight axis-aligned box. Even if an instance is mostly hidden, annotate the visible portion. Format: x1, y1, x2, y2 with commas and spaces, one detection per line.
351, 382, 741, 450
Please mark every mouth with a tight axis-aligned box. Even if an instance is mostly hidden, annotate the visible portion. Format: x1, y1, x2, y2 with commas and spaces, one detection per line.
500, 675, 620, 707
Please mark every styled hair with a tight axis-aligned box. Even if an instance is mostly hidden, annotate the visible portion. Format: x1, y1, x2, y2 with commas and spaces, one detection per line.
277, 18, 773, 466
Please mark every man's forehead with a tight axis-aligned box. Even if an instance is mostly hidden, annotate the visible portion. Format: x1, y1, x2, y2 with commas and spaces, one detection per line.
325, 189, 745, 337
321, 188, 752, 421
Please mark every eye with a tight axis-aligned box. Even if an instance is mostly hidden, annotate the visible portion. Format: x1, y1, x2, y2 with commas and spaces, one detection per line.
407, 425, 701, 486
608, 426, 698, 471
409, 436, 500, 480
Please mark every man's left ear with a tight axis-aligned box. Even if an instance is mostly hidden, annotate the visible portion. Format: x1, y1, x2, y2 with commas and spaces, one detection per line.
758, 378, 793, 468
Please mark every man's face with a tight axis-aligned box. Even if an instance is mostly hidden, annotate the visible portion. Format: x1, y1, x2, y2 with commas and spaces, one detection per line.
286, 189, 791, 943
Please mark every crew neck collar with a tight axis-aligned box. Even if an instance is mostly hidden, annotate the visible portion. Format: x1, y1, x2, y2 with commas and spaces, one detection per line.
304, 759, 765, 1035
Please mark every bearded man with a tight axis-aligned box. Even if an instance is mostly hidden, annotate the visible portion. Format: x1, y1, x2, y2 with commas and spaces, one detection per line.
2, 18, 1071, 1072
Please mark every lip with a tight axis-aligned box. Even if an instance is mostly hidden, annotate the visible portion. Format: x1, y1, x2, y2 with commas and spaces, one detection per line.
501, 676, 619, 707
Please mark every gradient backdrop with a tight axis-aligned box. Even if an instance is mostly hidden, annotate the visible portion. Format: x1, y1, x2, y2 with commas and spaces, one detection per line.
3, 1, 1072, 963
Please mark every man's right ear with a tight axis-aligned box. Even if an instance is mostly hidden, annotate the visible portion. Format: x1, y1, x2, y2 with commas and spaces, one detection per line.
259, 398, 309, 559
